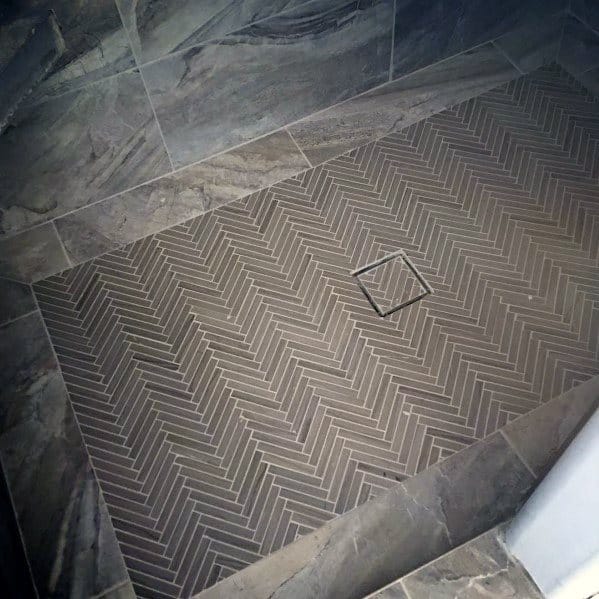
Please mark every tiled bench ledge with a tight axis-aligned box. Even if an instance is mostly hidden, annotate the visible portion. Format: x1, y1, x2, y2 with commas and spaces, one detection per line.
1, 14, 580, 284
193, 377, 598, 599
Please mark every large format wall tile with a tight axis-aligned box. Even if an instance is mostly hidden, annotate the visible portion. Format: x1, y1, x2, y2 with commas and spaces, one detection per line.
558, 15, 599, 75
0, 70, 170, 236
55, 130, 310, 264
0, 278, 36, 325
571, 0, 599, 32
0, 224, 70, 283
116, 0, 309, 64
392, 0, 562, 80
142, 0, 393, 167
17, 0, 135, 102
288, 42, 518, 165
0, 313, 130, 598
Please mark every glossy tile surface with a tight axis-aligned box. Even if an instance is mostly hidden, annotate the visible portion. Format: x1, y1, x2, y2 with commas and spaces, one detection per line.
288, 42, 518, 165
116, 0, 309, 63
392, 0, 562, 79
142, 0, 393, 167
55, 130, 309, 264
0, 70, 170, 236
0, 313, 130, 598
35, 65, 599, 597
0, 224, 70, 283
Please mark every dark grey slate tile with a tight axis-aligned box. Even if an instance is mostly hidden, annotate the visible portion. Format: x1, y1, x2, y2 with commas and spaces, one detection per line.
0, 278, 36, 325
502, 376, 599, 477
392, 0, 562, 80
558, 15, 599, 75
55, 130, 309, 264
288, 42, 518, 165
493, 14, 563, 74
93, 580, 137, 599
576, 64, 599, 96
571, 0, 599, 32
401, 527, 543, 599
142, 0, 393, 168
0, 224, 70, 283
196, 433, 535, 599
0, 70, 170, 236
25, 0, 135, 102
116, 0, 309, 64
0, 313, 129, 598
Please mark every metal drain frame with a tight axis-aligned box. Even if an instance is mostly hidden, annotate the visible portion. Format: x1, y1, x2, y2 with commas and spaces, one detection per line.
351, 249, 433, 317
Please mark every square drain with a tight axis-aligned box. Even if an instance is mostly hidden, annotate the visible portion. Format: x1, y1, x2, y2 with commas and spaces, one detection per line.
351, 250, 432, 317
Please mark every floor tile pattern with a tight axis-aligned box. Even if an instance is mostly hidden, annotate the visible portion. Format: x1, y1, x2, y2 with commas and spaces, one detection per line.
34, 65, 599, 598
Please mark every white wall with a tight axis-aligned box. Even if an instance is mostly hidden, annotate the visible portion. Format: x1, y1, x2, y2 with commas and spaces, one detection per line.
505, 409, 599, 599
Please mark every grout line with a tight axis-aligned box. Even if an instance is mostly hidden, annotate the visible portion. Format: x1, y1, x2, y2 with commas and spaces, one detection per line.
285, 127, 314, 168
89, 580, 131, 599
0, 454, 40, 599
556, 10, 568, 66
0, 309, 41, 329
498, 429, 537, 479
114, 0, 177, 172
389, 0, 397, 82
491, 39, 525, 75
400, 579, 412, 599
51, 220, 72, 268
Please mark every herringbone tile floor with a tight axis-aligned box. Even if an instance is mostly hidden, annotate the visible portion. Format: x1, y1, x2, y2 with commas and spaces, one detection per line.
34, 64, 599, 598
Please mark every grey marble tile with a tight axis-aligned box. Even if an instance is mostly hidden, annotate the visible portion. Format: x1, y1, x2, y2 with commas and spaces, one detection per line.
93, 580, 137, 599
0, 313, 129, 598
502, 376, 599, 477
0, 224, 70, 283
392, 0, 562, 80
493, 14, 563, 74
142, 0, 393, 168
116, 0, 309, 64
288, 42, 518, 165
23, 0, 135, 102
55, 130, 309, 264
571, 0, 599, 32
195, 433, 535, 599
367, 582, 409, 599
401, 528, 543, 599
576, 65, 599, 96
0, 69, 170, 236
0, 278, 36, 325
558, 15, 599, 75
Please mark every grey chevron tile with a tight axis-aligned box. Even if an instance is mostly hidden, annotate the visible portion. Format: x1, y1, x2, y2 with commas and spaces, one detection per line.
32, 64, 599, 598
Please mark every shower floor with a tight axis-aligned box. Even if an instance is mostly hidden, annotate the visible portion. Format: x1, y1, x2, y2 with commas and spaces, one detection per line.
34, 64, 599, 599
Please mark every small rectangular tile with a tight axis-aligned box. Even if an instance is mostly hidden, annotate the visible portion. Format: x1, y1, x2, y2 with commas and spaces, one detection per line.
55, 130, 309, 264
558, 15, 599, 75
26, 0, 135, 103
0, 313, 129, 598
288, 42, 518, 165
0, 70, 170, 236
392, 0, 562, 79
116, 0, 309, 64
0, 278, 36, 325
0, 224, 70, 283
142, 0, 393, 167
502, 376, 599, 477
493, 13, 563, 74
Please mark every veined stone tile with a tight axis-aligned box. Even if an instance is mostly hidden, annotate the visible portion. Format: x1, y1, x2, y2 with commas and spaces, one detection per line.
0, 70, 170, 236
493, 14, 563, 74
288, 42, 518, 165
571, 0, 599, 32
142, 0, 393, 168
558, 15, 599, 75
0, 278, 36, 325
55, 130, 310, 264
26, 0, 135, 103
0, 313, 129, 598
392, 0, 562, 79
0, 224, 70, 283
116, 0, 309, 64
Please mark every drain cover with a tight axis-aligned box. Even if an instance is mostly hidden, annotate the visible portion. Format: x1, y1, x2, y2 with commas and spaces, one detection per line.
351, 249, 432, 317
